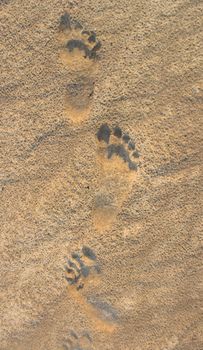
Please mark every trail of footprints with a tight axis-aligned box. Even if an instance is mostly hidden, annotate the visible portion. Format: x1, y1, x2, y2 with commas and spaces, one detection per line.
59, 12, 141, 347
64, 246, 100, 290
63, 330, 93, 350
58, 12, 101, 123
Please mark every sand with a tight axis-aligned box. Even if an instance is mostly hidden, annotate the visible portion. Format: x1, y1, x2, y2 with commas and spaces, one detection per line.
0, 0, 202, 349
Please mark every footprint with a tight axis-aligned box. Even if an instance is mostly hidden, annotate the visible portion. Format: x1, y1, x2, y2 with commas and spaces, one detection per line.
58, 13, 101, 65
62, 330, 94, 350
64, 247, 117, 334
87, 296, 119, 323
58, 12, 101, 123
92, 124, 141, 231
64, 246, 101, 290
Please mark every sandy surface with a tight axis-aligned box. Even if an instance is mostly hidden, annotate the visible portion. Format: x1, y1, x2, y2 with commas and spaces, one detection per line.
0, 0, 202, 349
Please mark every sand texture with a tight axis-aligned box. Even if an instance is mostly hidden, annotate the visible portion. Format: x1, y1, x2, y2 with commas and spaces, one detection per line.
0, 0, 202, 349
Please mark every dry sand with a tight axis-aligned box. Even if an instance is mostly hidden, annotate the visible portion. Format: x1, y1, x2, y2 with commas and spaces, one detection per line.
0, 0, 202, 349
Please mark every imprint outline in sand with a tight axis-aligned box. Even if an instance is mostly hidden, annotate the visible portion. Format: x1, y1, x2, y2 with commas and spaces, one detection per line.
64, 247, 116, 334
58, 12, 101, 124
64, 246, 101, 290
93, 123, 141, 231
62, 330, 93, 350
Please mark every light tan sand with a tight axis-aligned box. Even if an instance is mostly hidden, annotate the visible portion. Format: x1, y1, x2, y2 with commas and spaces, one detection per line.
0, 0, 202, 349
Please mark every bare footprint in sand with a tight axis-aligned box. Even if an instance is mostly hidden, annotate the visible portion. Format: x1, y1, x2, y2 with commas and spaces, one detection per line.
92, 124, 141, 232
58, 12, 101, 123
64, 247, 116, 333
64, 246, 101, 291
62, 330, 94, 350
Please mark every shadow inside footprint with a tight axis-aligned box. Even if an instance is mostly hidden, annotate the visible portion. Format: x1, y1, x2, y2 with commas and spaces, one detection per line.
67, 40, 91, 58
59, 12, 71, 31
97, 124, 140, 170
87, 296, 119, 322
64, 246, 100, 290
59, 12, 101, 60
97, 124, 111, 143
63, 330, 93, 350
